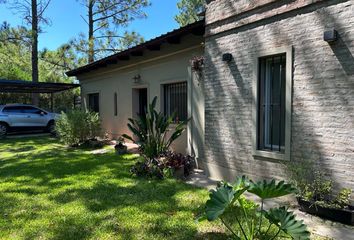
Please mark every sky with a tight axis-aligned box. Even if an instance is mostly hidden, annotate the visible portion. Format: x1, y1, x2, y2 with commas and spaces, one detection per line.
0, 0, 180, 50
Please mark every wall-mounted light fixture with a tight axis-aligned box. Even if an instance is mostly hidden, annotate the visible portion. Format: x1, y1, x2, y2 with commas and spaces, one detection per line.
222, 53, 233, 62
324, 29, 338, 43
133, 74, 141, 84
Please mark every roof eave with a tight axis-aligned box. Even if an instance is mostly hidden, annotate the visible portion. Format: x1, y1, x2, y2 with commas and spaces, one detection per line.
66, 20, 205, 77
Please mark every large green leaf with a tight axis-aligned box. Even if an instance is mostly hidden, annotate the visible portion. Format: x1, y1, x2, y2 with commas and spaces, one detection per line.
248, 179, 297, 200
232, 175, 250, 190
230, 176, 250, 205
264, 207, 310, 240
124, 96, 189, 158
122, 134, 134, 142
205, 182, 235, 221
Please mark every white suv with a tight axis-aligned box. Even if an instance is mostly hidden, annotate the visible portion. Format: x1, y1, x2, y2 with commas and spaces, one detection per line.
0, 104, 58, 137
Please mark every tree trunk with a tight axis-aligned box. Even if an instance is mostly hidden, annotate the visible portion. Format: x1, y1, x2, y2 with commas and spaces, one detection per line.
88, 0, 94, 63
31, 0, 39, 105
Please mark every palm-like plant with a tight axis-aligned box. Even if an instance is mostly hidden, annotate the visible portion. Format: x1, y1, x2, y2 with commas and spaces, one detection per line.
202, 176, 310, 240
122, 96, 189, 159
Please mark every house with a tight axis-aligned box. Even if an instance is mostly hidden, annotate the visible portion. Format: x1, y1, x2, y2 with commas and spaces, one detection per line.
203, 0, 354, 201
67, 0, 354, 202
66, 21, 205, 159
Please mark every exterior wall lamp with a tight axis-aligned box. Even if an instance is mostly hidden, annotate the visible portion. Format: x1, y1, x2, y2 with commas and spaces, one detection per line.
133, 74, 141, 83
324, 29, 338, 43
222, 53, 233, 62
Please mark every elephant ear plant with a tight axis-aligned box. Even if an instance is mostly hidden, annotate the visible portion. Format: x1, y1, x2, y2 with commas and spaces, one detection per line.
200, 176, 310, 240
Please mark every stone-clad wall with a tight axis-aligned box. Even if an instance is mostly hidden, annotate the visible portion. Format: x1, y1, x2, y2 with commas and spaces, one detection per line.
203, 0, 354, 200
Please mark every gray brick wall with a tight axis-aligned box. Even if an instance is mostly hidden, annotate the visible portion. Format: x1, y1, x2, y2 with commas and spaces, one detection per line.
203, 0, 354, 201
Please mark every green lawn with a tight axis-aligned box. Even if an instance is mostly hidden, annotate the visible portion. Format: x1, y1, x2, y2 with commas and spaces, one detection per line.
0, 137, 331, 240
0, 137, 224, 240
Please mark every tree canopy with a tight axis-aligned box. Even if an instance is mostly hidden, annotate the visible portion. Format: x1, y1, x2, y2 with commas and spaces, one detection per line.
0, 24, 80, 111
1, 0, 52, 104
0, 23, 81, 83
175, 0, 205, 27
73, 0, 150, 63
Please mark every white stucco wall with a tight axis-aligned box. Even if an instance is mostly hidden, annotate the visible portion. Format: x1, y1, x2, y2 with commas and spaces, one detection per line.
76, 35, 204, 156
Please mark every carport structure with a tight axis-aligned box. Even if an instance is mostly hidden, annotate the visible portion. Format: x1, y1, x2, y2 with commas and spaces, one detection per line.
0, 79, 80, 111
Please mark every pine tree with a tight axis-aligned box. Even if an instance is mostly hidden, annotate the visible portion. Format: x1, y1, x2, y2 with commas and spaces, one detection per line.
175, 0, 205, 27
1, 0, 51, 105
74, 0, 149, 63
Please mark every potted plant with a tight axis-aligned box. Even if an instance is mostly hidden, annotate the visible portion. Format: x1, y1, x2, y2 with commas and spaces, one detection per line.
163, 151, 194, 179
286, 160, 354, 225
115, 137, 127, 155
190, 55, 204, 76
296, 171, 353, 225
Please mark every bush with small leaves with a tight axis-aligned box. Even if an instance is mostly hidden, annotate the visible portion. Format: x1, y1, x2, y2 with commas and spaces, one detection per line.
56, 109, 101, 147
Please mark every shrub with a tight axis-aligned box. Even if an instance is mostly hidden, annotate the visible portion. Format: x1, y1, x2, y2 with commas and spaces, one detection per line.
56, 109, 101, 147
286, 160, 352, 209
130, 159, 165, 179
300, 171, 352, 209
130, 151, 195, 179
199, 176, 310, 240
122, 96, 189, 159
334, 188, 352, 208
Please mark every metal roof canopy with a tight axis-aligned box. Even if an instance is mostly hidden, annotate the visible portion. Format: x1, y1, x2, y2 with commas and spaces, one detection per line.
0, 79, 80, 93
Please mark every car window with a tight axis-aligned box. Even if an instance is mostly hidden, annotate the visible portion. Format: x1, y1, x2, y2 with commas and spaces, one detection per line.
22, 106, 43, 114
2, 106, 24, 113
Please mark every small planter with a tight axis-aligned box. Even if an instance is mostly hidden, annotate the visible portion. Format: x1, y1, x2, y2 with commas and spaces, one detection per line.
297, 198, 354, 225
115, 144, 128, 155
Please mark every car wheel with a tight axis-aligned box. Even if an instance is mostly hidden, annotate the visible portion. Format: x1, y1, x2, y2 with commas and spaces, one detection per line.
47, 121, 56, 136
0, 123, 8, 138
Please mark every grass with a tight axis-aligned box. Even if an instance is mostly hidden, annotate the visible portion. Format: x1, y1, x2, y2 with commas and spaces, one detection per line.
0, 137, 223, 239
0, 137, 332, 240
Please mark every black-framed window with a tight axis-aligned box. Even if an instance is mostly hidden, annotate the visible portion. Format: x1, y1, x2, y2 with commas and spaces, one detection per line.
88, 93, 99, 113
258, 54, 286, 153
163, 82, 187, 122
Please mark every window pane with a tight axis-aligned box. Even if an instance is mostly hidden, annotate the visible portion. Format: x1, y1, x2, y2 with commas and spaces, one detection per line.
258, 54, 286, 152
22, 106, 41, 114
3, 106, 23, 113
163, 82, 187, 122
138, 89, 147, 116
114, 92, 118, 116
88, 93, 99, 113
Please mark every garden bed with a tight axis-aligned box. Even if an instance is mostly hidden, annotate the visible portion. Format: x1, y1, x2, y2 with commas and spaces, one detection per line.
298, 198, 354, 226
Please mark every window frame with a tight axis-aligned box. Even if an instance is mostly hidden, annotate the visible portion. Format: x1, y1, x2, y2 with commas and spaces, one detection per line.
87, 92, 100, 113
252, 46, 292, 161
162, 81, 188, 123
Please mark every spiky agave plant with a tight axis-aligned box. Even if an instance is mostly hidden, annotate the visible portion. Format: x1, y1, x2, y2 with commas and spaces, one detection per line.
201, 176, 310, 240
122, 96, 189, 159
